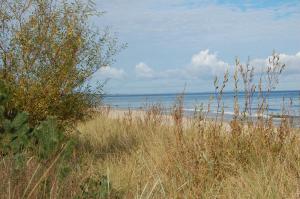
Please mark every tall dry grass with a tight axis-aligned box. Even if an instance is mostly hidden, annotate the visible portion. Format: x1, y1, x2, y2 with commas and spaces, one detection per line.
0, 52, 300, 198
72, 106, 300, 198
1, 99, 300, 198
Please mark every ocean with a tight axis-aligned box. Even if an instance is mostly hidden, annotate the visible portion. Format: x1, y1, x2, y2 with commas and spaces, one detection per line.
103, 90, 300, 125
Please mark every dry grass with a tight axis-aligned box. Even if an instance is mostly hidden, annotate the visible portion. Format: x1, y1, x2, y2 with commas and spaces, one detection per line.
73, 107, 300, 198
0, 104, 300, 198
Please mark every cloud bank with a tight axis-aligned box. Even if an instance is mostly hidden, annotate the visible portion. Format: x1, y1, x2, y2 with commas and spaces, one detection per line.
133, 50, 300, 80
134, 49, 231, 79
94, 50, 300, 94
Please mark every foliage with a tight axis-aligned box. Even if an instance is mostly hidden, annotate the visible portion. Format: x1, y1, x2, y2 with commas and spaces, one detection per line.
0, 0, 122, 124
0, 80, 74, 163
0, 112, 31, 155
0, 79, 79, 198
32, 117, 64, 160
78, 175, 122, 199
0, 81, 30, 155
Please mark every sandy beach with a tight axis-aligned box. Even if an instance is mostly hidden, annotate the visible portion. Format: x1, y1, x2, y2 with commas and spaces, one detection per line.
100, 107, 232, 131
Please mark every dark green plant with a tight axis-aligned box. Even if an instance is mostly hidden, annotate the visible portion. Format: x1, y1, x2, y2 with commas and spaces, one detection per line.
0, 112, 31, 155
0, 81, 30, 155
32, 117, 65, 160
79, 175, 122, 199
0, 80, 75, 173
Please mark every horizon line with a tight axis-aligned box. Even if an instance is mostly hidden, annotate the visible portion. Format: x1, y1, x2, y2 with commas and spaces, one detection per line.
104, 89, 300, 97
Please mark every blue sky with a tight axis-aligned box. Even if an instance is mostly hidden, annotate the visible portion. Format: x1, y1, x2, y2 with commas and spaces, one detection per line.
91, 0, 300, 94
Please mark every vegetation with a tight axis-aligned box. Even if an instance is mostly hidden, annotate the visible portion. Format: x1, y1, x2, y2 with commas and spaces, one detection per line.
74, 108, 300, 199
2, 106, 300, 198
0, 0, 122, 124
0, 0, 299, 198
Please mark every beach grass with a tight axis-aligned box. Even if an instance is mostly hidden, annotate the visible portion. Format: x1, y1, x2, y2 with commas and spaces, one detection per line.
1, 103, 300, 198
73, 106, 300, 198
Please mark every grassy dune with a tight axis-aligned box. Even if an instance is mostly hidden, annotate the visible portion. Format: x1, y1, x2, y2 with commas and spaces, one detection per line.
74, 108, 300, 198
1, 105, 300, 198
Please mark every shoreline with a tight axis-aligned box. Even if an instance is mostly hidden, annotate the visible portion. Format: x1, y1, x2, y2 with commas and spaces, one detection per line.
98, 106, 300, 129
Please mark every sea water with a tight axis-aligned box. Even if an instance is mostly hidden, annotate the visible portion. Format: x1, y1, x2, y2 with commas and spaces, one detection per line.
103, 90, 300, 125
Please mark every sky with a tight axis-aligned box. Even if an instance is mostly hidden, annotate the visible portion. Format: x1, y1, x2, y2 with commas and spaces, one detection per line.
91, 0, 300, 94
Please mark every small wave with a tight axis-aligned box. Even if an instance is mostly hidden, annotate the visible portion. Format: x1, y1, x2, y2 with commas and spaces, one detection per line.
183, 108, 195, 112
223, 111, 236, 115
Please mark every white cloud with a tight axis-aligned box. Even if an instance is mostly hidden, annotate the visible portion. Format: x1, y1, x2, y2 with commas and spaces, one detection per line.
135, 49, 230, 80
186, 49, 230, 77
279, 52, 300, 74
250, 52, 300, 74
97, 67, 125, 79
134, 51, 300, 81
135, 62, 154, 78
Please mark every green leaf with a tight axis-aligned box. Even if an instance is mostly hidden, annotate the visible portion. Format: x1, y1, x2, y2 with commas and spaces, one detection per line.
10, 112, 29, 130
33, 117, 64, 160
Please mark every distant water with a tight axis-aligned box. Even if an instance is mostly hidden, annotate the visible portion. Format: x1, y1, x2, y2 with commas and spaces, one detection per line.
103, 91, 300, 124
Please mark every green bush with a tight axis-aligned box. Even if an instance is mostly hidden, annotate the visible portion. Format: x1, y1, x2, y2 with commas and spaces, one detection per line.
78, 175, 122, 199
0, 112, 31, 155
0, 80, 74, 164
0, 0, 123, 125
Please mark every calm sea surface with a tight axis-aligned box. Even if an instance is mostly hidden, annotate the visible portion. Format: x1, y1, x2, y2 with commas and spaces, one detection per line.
103, 90, 300, 122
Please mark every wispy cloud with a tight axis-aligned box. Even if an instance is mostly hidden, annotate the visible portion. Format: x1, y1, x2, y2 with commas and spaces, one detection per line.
98, 0, 300, 43
96, 67, 126, 80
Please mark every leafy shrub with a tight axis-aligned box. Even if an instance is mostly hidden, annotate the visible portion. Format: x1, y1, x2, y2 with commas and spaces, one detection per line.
0, 80, 74, 164
0, 112, 31, 155
0, 0, 123, 124
0, 81, 30, 155
32, 117, 65, 160
0, 80, 78, 199
78, 175, 122, 199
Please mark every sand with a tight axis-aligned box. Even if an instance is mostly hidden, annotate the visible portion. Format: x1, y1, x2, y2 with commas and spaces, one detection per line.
98, 107, 231, 131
